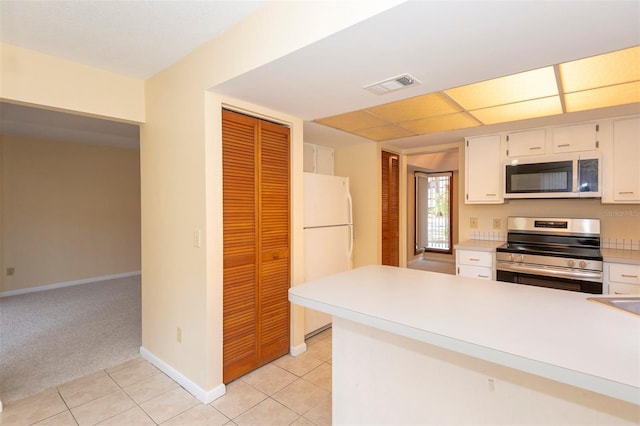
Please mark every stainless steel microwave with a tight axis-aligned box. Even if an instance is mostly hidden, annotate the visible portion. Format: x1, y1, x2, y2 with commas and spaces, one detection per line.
504, 153, 601, 199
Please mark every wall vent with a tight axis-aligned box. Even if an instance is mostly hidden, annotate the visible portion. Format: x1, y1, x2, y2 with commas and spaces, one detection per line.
364, 73, 421, 95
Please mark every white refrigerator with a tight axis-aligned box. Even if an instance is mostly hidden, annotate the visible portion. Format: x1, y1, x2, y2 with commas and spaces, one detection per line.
303, 172, 353, 336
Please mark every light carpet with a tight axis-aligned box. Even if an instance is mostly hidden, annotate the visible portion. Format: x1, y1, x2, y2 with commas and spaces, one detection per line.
0, 275, 141, 403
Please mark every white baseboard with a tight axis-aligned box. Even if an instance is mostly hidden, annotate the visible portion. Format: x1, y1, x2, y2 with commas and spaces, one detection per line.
140, 346, 225, 404
0, 271, 141, 298
290, 342, 307, 356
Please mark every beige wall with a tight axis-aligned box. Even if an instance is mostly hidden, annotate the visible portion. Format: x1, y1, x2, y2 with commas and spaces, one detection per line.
0, 2, 403, 399
334, 142, 380, 267
0, 43, 145, 123
1, 134, 141, 293
140, 1, 402, 398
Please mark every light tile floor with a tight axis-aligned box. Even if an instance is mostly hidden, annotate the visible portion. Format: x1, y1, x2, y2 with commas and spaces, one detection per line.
0, 329, 332, 426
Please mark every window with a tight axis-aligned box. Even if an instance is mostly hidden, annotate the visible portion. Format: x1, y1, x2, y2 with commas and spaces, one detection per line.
415, 171, 452, 253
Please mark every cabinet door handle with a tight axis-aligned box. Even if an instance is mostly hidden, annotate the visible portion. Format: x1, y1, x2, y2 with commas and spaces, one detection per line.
557, 143, 570, 148
469, 258, 480, 261
486, 193, 496, 197
618, 191, 635, 195
529, 146, 542, 150
621, 274, 638, 278
478, 275, 489, 278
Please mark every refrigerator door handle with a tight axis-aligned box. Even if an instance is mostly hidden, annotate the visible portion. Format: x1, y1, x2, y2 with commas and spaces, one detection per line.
346, 192, 354, 265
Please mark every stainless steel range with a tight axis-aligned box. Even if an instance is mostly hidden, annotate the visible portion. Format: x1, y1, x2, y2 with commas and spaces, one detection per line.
496, 217, 603, 294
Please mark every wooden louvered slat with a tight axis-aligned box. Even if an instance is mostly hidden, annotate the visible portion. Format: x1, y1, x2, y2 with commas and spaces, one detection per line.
222, 109, 290, 383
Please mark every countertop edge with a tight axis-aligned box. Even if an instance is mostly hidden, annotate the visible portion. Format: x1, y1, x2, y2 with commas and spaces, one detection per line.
453, 240, 504, 252
289, 286, 639, 405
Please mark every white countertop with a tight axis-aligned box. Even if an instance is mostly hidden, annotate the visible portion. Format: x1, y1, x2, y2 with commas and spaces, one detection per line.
289, 265, 640, 405
454, 239, 504, 251
602, 248, 640, 265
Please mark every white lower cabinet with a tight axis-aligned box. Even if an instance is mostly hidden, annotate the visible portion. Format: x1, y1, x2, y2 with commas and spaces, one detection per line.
456, 250, 494, 280
605, 262, 640, 294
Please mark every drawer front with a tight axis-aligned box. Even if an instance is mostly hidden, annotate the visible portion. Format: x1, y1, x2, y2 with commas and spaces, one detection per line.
458, 251, 493, 267
609, 264, 640, 285
458, 265, 492, 280
608, 282, 640, 295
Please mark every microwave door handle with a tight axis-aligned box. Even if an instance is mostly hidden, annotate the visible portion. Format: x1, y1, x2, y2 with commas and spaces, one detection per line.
573, 161, 579, 193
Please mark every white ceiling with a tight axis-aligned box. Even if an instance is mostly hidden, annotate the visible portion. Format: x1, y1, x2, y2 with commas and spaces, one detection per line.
0, 0, 268, 79
1, 1, 638, 150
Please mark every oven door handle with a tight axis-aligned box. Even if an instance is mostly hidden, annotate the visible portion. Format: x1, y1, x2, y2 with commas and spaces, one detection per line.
496, 262, 602, 282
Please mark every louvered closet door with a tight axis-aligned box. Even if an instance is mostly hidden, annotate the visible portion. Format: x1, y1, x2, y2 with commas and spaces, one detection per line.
222, 109, 290, 383
258, 120, 290, 364
222, 110, 259, 382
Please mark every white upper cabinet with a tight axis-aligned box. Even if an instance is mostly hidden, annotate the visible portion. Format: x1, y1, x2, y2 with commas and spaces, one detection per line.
552, 123, 599, 153
611, 117, 640, 203
303, 143, 316, 172
465, 135, 503, 204
506, 129, 546, 157
303, 142, 334, 175
316, 145, 334, 175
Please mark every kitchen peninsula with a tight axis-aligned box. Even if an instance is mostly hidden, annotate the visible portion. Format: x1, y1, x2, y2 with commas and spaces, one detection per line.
289, 265, 640, 425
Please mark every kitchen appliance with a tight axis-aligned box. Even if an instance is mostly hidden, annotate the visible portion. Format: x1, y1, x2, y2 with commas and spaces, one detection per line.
496, 217, 603, 294
504, 153, 601, 199
303, 172, 353, 335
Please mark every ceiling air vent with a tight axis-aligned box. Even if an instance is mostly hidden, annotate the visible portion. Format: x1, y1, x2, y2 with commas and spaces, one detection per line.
364, 73, 421, 95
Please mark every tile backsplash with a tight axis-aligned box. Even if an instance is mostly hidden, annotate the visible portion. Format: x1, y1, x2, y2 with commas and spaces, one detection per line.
601, 238, 640, 251
470, 231, 506, 241
469, 232, 640, 251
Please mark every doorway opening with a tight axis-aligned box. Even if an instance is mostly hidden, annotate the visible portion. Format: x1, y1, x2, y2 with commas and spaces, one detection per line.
415, 171, 452, 254
406, 148, 458, 275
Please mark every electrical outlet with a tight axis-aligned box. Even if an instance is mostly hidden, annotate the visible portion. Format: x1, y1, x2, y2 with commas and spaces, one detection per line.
6, 267, 14, 276
470, 217, 478, 229
177, 327, 182, 343
493, 218, 501, 230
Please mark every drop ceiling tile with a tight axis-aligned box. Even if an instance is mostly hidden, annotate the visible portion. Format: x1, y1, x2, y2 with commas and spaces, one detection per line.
314, 110, 390, 132
352, 125, 415, 141
444, 66, 558, 110
560, 46, 640, 93
469, 96, 562, 125
366, 93, 461, 123
564, 81, 640, 112
401, 112, 480, 134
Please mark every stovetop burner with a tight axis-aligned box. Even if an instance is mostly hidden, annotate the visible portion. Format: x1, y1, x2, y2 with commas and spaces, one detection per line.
497, 242, 603, 261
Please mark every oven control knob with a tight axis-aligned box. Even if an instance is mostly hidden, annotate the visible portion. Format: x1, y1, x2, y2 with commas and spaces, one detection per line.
509, 254, 514, 261
567, 260, 575, 268
516, 254, 524, 262
579, 260, 587, 269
